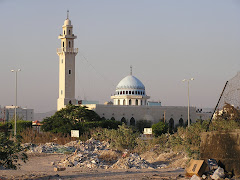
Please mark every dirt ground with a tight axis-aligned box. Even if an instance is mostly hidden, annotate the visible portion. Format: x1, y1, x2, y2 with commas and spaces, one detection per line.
0, 153, 186, 180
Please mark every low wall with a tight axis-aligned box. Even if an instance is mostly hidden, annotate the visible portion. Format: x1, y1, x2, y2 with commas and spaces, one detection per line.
200, 130, 240, 175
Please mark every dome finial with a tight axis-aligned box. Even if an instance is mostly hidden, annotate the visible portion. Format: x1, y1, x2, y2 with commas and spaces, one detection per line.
67, 10, 69, 19
130, 65, 133, 75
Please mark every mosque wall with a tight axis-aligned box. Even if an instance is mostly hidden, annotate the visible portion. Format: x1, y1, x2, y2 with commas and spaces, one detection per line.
90, 104, 197, 126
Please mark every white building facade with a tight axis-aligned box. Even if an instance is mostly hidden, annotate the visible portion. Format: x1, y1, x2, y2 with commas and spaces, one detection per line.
57, 14, 78, 110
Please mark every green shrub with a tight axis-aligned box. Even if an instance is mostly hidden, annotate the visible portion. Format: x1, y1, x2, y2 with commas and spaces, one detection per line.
0, 132, 28, 169
152, 121, 168, 137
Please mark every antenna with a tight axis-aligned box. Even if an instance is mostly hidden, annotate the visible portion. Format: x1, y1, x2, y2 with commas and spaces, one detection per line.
67, 10, 69, 19
130, 65, 132, 75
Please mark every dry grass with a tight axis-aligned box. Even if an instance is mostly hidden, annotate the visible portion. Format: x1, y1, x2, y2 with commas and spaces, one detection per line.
20, 128, 73, 145
98, 150, 121, 162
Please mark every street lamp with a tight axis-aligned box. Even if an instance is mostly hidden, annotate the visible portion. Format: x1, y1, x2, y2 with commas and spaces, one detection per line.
11, 69, 21, 137
182, 78, 194, 127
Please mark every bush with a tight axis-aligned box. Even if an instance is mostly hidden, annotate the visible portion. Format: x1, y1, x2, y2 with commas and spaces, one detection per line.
152, 121, 168, 137
89, 124, 139, 151
0, 132, 28, 169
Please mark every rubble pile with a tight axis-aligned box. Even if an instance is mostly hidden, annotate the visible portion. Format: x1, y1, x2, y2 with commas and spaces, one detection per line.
24, 138, 167, 169
112, 153, 155, 169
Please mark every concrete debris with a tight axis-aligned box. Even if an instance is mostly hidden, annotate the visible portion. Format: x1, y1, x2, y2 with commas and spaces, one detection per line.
190, 175, 201, 180
54, 167, 66, 171
211, 167, 225, 180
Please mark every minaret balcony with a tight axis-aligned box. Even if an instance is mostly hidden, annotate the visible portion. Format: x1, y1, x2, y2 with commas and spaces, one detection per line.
58, 34, 77, 39
57, 48, 78, 55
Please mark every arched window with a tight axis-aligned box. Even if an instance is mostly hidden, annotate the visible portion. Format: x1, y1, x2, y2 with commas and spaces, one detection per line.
138, 91, 140, 95
136, 99, 138, 105
69, 41, 71, 48
129, 91, 131, 94
123, 91, 125, 94
69, 29, 71, 35
132, 91, 134, 94
130, 117, 135, 126
179, 118, 184, 127
121, 117, 127, 124
63, 42, 64, 47
143, 91, 145, 95
126, 91, 128, 95
64, 30, 65, 35
135, 91, 137, 95
129, 99, 131, 105
111, 117, 115, 121
169, 118, 174, 133
141, 91, 143, 95
120, 91, 122, 95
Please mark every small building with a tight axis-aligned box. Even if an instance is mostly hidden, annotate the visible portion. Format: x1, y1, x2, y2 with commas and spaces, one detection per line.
2, 106, 34, 122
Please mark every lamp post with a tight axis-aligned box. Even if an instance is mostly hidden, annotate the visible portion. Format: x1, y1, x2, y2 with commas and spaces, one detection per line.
182, 78, 194, 127
11, 69, 21, 137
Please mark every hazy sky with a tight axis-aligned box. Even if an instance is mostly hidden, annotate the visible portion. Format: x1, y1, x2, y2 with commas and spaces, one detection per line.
0, 0, 240, 113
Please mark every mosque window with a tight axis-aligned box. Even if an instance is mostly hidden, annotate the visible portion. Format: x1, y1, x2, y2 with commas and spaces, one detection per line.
126, 91, 128, 95
120, 91, 122, 95
129, 91, 131, 95
63, 42, 64, 47
69, 41, 71, 48
141, 91, 143, 95
130, 117, 135, 126
135, 91, 137, 95
69, 70, 71, 74
132, 91, 134, 94
64, 30, 65, 35
143, 92, 145, 95
123, 91, 125, 94
138, 91, 140, 95
69, 30, 71, 35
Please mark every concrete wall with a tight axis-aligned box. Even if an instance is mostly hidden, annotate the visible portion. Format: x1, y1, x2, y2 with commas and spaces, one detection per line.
91, 104, 197, 126
200, 130, 240, 175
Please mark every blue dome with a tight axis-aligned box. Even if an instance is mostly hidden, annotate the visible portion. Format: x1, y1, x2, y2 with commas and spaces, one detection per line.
116, 75, 145, 90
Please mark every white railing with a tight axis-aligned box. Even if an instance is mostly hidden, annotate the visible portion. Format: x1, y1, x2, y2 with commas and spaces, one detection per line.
57, 48, 78, 54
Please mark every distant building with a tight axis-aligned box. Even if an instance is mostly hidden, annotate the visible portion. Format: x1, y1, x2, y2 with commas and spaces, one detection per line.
0, 106, 34, 122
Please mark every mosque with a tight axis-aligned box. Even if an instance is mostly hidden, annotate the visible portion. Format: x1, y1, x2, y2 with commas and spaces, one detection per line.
56, 14, 198, 128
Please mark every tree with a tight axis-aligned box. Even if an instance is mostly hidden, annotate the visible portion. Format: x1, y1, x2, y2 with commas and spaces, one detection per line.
152, 121, 168, 137
0, 133, 28, 169
135, 120, 152, 133
41, 104, 101, 134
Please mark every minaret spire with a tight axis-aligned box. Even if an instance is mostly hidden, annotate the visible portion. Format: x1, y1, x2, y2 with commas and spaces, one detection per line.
130, 65, 133, 75
67, 10, 69, 19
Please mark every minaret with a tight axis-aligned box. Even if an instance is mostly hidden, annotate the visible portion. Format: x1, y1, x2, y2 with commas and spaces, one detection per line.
57, 11, 78, 110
